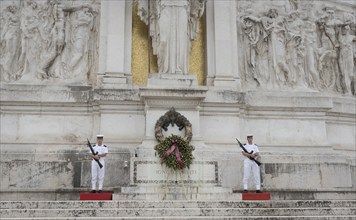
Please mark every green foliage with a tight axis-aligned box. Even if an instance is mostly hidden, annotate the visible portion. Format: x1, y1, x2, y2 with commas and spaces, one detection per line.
154, 134, 194, 171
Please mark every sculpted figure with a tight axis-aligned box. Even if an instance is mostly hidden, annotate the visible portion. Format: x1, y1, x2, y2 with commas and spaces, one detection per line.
241, 8, 293, 88
316, 7, 342, 92
137, 0, 206, 74
0, 5, 21, 82
303, 19, 320, 89
318, 7, 342, 49
17, 0, 64, 83
338, 24, 355, 95
261, 9, 291, 87
53, 3, 96, 83
241, 12, 269, 87
286, 10, 306, 88
38, 0, 65, 79
316, 6, 355, 95
17, 0, 42, 82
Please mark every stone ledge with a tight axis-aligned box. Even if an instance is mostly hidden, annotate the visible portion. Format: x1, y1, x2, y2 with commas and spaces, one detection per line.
1, 200, 355, 208
147, 74, 199, 87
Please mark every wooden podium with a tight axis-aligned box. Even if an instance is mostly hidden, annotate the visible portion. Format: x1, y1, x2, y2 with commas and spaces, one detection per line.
80, 192, 113, 200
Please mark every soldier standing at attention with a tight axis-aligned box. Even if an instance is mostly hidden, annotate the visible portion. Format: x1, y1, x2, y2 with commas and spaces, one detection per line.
90, 134, 108, 193
242, 134, 261, 193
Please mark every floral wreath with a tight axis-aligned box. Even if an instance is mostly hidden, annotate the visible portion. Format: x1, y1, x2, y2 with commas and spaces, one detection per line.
154, 108, 194, 170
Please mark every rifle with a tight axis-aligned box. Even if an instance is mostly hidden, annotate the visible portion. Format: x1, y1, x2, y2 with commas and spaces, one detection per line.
236, 138, 262, 166
87, 138, 103, 169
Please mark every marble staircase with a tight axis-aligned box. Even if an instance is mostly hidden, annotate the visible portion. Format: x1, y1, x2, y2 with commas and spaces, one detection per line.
1, 200, 355, 219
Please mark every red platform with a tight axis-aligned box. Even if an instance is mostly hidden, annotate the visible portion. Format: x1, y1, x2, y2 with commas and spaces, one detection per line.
80, 192, 112, 200
242, 192, 271, 200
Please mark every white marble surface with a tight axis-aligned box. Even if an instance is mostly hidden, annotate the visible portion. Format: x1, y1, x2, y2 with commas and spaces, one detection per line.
0, 0, 355, 196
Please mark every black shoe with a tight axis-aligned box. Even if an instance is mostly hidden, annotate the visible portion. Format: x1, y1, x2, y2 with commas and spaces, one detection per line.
256, 190, 262, 193
91, 190, 96, 193
243, 190, 248, 193
98, 190, 102, 193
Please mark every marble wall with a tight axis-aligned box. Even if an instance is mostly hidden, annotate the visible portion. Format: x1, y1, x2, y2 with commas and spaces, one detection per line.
0, 0, 355, 194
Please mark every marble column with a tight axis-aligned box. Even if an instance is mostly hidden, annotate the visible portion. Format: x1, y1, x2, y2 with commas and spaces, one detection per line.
206, 0, 241, 90
98, 0, 132, 87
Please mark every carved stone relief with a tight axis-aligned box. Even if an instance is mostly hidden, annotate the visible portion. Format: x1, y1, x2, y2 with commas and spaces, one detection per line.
237, 0, 356, 96
0, 0, 100, 84
137, 0, 206, 75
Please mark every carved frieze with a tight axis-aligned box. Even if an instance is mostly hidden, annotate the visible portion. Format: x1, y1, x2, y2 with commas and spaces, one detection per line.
0, 0, 100, 84
237, 0, 355, 96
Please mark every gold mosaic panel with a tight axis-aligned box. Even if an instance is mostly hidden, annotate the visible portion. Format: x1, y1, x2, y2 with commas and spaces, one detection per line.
131, 3, 206, 85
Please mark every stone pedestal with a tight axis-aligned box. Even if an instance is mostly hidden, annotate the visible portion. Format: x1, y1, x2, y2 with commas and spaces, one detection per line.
124, 76, 233, 199
130, 157, 218, 185
137, 77, 207, 157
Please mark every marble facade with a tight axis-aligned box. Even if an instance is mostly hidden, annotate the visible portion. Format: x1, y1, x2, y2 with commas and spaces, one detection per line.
0, 0, 355, 199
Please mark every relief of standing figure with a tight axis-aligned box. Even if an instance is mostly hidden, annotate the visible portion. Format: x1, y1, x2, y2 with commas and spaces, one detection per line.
17, 0, 65, 83
303, 18, 320, 89
316, 7, 342, 92
0, 5, 21, 82
137, 0, 206, 74
261, 9, 291, 87
241, 12, 261, 86
17, 0, 42, 82
338, 24, 355, 95
286, 10, 307, 88
56, 3, 97, 83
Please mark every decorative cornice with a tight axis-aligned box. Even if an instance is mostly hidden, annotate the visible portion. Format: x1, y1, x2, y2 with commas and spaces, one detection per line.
139, 87, 207, 109
140, 87, 207, 99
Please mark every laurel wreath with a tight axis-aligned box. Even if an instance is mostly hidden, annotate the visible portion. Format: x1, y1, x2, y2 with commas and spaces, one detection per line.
154, 134, 194, 171
154, 108, 194, 171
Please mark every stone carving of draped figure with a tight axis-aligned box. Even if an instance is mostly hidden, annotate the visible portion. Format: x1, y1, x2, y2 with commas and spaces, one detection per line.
260, 9, 291, 87
137, 0, 206, 74
338, 24, 355, 95
49, 3, 98, 83
286, 10, 307, 88
17, 0, 65, 83
0, 5, 21, 82
303, 18, 320, 89
241, 12, 269, 88
316, 7, 355, 95
241, 8, 295, 89
0, 0, 99, 84
316, 7, 343, 92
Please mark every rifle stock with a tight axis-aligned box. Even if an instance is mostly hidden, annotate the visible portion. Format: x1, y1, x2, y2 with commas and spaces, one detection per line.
87, 138, 103, 169
235, 138, 262, 166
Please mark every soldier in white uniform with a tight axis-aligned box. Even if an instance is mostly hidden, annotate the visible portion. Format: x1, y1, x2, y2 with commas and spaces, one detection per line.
90, 134, 108, 193
241, 134, 261, 193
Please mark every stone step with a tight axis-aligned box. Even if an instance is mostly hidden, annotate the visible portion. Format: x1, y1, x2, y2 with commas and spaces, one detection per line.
1, 200, 355, 209
2, 189, 355, 201
267, 190, 356, 200
1, 207, 355, 218
113, 192, 242, 200
121, 186, 233, 194
1, 216, 356, 220
117, 186, 236, 200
